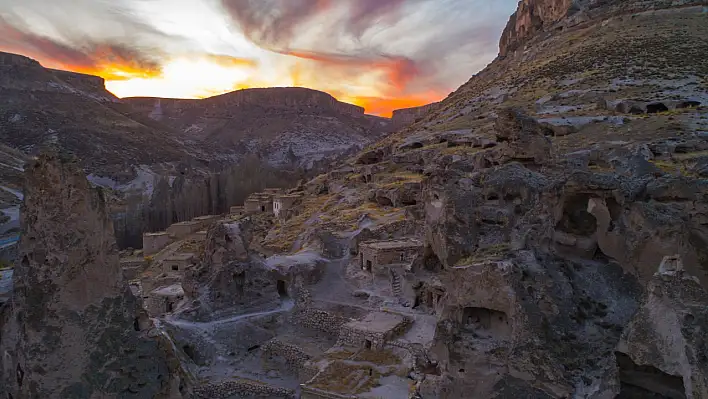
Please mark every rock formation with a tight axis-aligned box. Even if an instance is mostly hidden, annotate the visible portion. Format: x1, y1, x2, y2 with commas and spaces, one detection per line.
392, 102, 440, 127
0, 150, 191, 398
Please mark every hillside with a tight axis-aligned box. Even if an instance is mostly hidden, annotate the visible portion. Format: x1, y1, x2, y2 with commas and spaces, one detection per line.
238, 1, 708, 398
120, 88, 393, 168
0, 50, 395, 183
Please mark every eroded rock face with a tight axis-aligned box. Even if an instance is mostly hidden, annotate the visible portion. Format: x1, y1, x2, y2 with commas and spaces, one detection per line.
499, 0, 707, 56
0, 150, 189, 398
182, 220, 281, 321
616, 256, 708, 399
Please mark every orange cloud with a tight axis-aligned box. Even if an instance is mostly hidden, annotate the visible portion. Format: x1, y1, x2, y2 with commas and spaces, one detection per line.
285, 50, 419, 90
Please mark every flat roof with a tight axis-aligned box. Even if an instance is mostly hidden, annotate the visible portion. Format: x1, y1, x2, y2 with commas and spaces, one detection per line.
151, 284, 184, 297
344, 312, 406, 334
171, 221, 200, 226
164, 253, 196, 261
361, 239, 423, 250
193, 215, 219, 220
144, 232, 168, 237
276, 194, 303, 199
120, 257, 145, 264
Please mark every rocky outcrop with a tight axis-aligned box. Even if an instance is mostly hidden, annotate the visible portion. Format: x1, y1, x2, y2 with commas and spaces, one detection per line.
0, 150, 190, 398
392, 102, 440, 127
181, 220, 281, 321
499, 0, 573, 57
616, 255, 708, 398
499, 0, 706, 56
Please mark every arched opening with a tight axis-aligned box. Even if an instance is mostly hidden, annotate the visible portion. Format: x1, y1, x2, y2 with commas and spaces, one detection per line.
677, 101, 701, 109
629, 106, 645, 115
647, 103, 669, 114
615, 352, 686, 398
182, 345, 197, 362
423, 246, 443, 272
277, 280, 288, 298
557, 195, 598, 236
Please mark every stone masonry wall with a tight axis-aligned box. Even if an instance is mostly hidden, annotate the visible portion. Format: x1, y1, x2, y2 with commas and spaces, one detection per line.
293, 308, 350, 336
194, 379, 296, 399
336, 316, 413, 350
261, 338, 312, 372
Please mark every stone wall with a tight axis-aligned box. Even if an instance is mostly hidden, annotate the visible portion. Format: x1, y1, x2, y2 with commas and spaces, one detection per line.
194, 379, 296, 399
142, 232, 171, 255
261, 338, 312, 372
166, 221, 201, 239
300, 385, 358, 399
336, 316, 412, 350
359, 244, 422, 275
293, 308, 350, 336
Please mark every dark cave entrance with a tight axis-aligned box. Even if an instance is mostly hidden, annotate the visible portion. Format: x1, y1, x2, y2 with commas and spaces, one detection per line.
277, 280, 288, 298
557, 195, 597, 236
647, 103, 669, 114
615, 352, 686, 399
364, 339, 372, 350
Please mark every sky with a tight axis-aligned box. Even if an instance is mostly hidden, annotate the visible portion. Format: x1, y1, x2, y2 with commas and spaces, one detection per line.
0, 0, 517, 116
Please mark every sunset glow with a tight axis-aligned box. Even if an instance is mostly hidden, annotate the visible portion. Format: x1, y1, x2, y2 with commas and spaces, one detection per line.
0, 0, 517, 116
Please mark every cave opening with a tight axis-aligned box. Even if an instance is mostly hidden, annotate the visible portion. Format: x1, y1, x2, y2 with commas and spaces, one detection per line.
647, 103, 669, 114
557, 195, 598, 236
461, 307, 511, 338
615, 352, 686, 399
182, 345, 197, 362
277, 280, 288, 298
423, 246, 443, 272
677, 100, 701, 109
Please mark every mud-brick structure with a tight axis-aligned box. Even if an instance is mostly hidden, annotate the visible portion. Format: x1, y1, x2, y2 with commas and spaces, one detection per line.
163, 253, 196, 274
274, 194, 303, 218
245, 192, 275, 213
337, 312, 411, 350
359, 238, 423, 274
166, 220, 202, 239
145, 284, 184, 316
143, 232, 172, 255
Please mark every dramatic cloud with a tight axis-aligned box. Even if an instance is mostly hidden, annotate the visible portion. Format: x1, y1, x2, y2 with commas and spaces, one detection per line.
0, 18, 163, 80
0, 0, 518, 116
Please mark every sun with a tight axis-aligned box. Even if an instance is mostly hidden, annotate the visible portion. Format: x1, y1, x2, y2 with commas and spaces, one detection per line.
105, 56, 259, 99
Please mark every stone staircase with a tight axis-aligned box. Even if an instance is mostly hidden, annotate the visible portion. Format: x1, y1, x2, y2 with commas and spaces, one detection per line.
391, 271, 411, 307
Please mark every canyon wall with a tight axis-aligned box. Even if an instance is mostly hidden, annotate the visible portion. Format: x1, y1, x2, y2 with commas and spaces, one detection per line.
499, 0, 706, 56
124, 87, 366, 119
392, 102, 441, 127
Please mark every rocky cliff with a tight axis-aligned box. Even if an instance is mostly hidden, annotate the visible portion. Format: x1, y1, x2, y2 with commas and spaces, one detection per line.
392, 102, 440, 128
253, 0, 708, 397
499, 0, 706, 56
0, 150, 191, 398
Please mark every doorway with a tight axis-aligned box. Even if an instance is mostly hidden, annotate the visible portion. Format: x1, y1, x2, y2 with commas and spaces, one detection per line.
277, 280, 288, 298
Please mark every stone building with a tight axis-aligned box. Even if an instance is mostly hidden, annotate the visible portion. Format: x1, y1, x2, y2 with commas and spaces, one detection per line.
166, 220, 202, 239
120, 257, 148, 280
230, 206, 245, 216
143, 232, 172, 255
163, 253, 196, 274
359, 238, 423, 274
274, 194, 303, 218
337, 311, 411, 350
245, 192, 275, 213
145, 284, 184, 316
